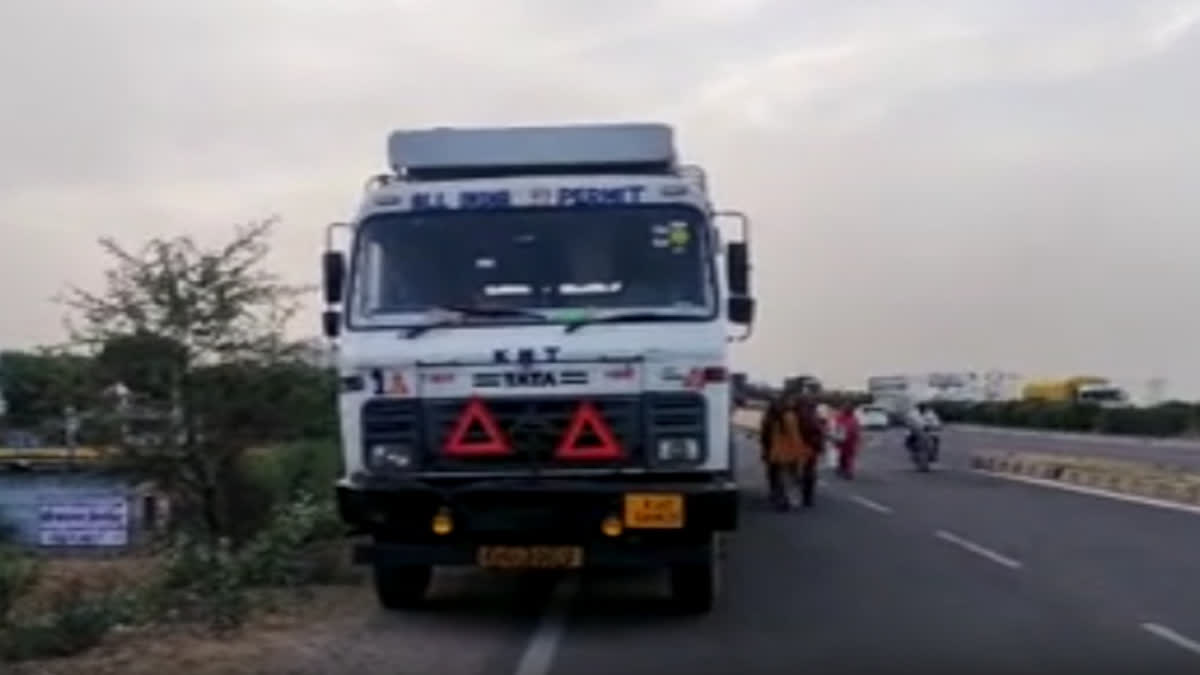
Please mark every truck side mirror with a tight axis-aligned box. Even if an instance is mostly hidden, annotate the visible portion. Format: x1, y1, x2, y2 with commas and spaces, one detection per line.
728, 295, 755, 326
726, 242, 750, 295
323, 251, 346, 305
322, 310, 341, 338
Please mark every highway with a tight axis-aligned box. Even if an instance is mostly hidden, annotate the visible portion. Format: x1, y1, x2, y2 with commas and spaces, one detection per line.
228, 426, 1200, 674
530, 429, 1200, 674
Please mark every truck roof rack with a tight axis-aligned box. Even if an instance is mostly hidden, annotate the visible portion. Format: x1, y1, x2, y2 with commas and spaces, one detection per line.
386, 123, 678, 181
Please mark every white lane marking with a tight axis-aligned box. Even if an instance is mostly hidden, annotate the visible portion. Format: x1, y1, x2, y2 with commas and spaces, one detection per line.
975, 470, 1200, 517
1142, 622, 1200, 657
850, 494, 893, 514
513, 575, 579, 675
934, 530, 1023, 570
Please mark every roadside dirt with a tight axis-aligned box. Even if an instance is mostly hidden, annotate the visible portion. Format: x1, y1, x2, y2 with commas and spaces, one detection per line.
11, 567, 543, 675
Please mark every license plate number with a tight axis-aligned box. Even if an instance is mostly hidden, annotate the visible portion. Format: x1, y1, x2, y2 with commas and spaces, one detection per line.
623, 493, 685, 529
477, 546, 584, 569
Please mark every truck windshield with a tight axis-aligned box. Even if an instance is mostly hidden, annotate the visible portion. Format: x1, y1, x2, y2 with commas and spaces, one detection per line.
350, 205, 713, 326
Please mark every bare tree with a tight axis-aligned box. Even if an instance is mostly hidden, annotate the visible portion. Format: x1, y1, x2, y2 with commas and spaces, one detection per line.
61, 218, 311, 541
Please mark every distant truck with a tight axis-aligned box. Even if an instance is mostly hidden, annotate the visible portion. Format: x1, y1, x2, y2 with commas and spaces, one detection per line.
783, 375, 822, 396
1021, 376, 1128, 407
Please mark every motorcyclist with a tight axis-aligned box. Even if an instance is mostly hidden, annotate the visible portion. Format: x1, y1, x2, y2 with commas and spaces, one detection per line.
903, 402, 941, 462
920, 404, 941, 431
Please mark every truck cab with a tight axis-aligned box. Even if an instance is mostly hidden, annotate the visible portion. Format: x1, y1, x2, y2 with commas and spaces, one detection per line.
323, 123, 755, 613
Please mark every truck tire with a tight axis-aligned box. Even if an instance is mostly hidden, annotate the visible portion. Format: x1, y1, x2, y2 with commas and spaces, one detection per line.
669, 537, 720, 614
372, 563, 432, 610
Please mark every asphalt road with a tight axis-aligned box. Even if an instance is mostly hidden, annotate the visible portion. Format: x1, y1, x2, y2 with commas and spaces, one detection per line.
532, 429, 1200, 675
949, 425, 1200, 470
275, 428, 1200, 675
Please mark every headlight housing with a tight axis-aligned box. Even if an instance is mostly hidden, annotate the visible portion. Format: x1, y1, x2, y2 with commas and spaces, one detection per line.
655, 437, 702, 464
368, 443, 414, 472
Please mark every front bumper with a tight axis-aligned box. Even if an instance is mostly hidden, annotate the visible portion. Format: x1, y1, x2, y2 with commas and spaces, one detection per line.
337, 473, 738, 567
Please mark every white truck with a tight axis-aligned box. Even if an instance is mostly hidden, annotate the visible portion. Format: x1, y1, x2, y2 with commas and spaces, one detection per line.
322, 123, 755, 613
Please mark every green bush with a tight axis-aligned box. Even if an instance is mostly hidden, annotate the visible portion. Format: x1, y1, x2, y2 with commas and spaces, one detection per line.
1, 529, 130, 663
0, 591, 122, 662
248, 441, 343, 505
235, 492, 346, 588
0, 548, 39, 628
155, 535, 250, 631
155, 488, 347, 632
931, 400, 1200, 438
227, 440, 342, 541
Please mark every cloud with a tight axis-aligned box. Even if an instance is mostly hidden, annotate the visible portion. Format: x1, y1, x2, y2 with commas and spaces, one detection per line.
2, 0, 1200, 394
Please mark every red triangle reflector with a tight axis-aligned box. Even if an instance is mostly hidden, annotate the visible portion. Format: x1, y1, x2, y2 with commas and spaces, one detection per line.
556, 401, 623, 460
444, 398, 511, 457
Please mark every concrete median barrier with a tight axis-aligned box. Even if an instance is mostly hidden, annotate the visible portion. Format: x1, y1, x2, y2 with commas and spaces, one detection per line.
969, 448, 1200, 507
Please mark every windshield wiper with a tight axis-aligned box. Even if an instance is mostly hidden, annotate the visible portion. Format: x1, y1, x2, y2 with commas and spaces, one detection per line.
402, 304, 547, 339
562, 311, 703, 334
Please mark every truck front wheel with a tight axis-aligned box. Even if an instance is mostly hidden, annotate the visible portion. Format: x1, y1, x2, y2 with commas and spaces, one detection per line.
372, 563, 433, 610
669, 536, 720, 614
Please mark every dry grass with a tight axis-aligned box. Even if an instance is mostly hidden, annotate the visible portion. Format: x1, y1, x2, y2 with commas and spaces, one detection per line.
8, 584, 368, 675
12, 555, 160, 619
7, 543, 370, 674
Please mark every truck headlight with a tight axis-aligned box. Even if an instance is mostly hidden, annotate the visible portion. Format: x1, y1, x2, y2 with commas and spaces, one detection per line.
369, 443, 414, 471
656, 437, 701, 463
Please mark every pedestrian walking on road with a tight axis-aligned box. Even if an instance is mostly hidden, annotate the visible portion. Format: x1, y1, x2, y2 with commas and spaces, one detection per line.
759, 389, 824, 510
832, 402, 862, 480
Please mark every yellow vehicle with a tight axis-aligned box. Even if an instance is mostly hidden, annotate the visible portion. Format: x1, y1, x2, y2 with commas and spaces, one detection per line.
1022, 376, 1127, 406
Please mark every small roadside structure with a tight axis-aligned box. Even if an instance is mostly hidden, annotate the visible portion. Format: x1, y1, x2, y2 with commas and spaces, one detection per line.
0, 463, 169, 554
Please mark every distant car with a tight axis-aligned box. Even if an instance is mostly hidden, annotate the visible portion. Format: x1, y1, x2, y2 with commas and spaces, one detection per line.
855, 405, 890, 430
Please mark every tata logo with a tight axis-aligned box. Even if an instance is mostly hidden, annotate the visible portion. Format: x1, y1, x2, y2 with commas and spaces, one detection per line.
502, 370, 558, 387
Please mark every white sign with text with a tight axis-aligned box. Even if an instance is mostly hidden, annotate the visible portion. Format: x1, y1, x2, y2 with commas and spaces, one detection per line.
38, 496, 129, 547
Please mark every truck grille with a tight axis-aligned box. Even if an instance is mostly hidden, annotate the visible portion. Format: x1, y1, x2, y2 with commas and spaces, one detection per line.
360, 393, 707, 472
360, 399, 422, 449
426, 396, 641, 469
646, 393, 706, 435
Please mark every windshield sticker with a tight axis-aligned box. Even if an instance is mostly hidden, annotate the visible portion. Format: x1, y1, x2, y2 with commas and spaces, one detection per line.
666, 221, 691, 253
484, 284, 532, 296
547, 307, 594, 322
668, 224, 690, 245
560, 282, 622, 295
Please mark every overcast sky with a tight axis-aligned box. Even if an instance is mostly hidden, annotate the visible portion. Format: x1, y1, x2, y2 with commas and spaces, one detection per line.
2, 0, 1199, 396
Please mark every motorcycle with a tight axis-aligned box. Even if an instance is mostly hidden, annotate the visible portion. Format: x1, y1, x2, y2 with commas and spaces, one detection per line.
905, 426, 940, 472
926, 426, 941, 463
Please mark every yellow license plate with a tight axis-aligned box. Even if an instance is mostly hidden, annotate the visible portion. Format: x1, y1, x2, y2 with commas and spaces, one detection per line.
623, 493, 685, 529
477, 546, 584, 569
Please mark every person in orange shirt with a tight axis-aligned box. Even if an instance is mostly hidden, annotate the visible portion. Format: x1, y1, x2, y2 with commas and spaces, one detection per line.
759, 389, 825, 510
